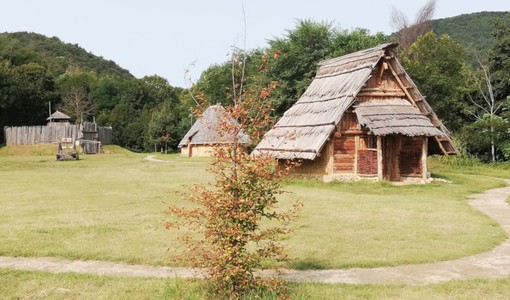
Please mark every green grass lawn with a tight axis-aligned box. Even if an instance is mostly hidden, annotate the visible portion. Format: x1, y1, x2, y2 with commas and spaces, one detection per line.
0, 145, 508, 270
2, 269, 510, 300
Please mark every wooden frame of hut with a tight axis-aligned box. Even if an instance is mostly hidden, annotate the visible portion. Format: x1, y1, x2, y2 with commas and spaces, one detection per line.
178, 104, 249, 157
254, 43, 458, 182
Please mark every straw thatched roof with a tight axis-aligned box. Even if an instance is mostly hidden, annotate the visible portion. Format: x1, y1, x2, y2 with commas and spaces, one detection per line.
47, 110, 71, 121
355, 98, 443, 137
178, 104, 249, 148
254, 43, 452, 160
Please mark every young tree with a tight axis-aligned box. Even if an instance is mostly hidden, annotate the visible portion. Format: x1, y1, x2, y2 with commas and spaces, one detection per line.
462, 19, 510, 162
167, 50, 301, 299
466, 61, 507, 162
56, 69, 97, 123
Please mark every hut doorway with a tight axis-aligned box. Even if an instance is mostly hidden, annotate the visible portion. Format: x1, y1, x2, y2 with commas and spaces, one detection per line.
382, 135, 402, 181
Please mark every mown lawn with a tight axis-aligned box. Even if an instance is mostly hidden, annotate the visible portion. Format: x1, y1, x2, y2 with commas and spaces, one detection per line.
2, 269, 510, 300
0, 145, 508, 270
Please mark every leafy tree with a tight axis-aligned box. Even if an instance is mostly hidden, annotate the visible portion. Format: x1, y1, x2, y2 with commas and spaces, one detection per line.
108, 99, 143, 150
330, 28, 388, 58
266, 20, 388, 115
116, 78, 152, 112
143, 77, 181, 151
461, 114, 510, 161
465, 60, 508, 162
401, 32, 473, 131
191, 63, 236, 106
267, 20, 335, 115
141, 75, 178, 107
488, 16, 510, 104
8, 62, 57, 125
460, 15, 510, 162
91, 75, 121, 113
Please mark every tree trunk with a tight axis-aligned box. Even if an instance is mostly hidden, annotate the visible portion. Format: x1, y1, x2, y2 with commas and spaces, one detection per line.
491, 124, 495, 163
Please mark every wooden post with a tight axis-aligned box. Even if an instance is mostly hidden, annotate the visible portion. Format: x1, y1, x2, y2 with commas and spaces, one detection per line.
392, 135, 402, 181
377, 136, 383, 181
422, 137, 428, 181
354, 136, 359, 176
326, 140, 334, 176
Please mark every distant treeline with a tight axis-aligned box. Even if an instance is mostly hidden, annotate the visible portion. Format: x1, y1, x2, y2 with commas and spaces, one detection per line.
1, 11, 509, 160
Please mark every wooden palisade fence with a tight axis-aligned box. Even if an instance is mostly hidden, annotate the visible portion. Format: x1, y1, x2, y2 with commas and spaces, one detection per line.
4, 123, 112, 146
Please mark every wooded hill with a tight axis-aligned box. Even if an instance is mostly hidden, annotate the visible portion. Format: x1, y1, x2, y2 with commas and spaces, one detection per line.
0, 32, 133, 79
431, 11, 510, 62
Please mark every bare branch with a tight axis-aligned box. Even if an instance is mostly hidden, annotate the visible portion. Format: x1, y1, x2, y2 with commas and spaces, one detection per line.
390, 6, 408, 31
391, 0, 435, 51
238, 1, 248, 103
467, 94, 490, 115
416, 0, 436, 24
183, 61, 200, 106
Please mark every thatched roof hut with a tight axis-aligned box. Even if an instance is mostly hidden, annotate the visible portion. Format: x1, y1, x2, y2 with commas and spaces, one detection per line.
254, 43, 457, 182
178, 104, 249, 157
47, 110, 71, 124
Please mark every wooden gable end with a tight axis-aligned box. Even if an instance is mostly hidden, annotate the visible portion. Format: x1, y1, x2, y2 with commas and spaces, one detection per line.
357, 61, 408, 102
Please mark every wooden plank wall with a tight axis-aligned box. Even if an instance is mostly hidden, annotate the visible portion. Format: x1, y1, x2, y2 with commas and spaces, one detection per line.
4, 124, 80, 145
399, 137, 422, 177
333, 110, 359, 173
334, 137, 355, 172
4, 124, 112, 145
98, 127, 112, 145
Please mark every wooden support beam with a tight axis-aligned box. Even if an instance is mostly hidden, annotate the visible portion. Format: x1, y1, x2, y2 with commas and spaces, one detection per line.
377, 136, 383, 181
376, 61, 388, 85
359, 88, 404, 93
387, 60, 418, 107
435, 136, 449, 156
357, 91, 406, 97
422, 137, 428, 181
354, 135, 359, 175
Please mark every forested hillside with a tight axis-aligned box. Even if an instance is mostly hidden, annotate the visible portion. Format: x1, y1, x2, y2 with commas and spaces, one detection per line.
0, 32, 133, 78
432, 11, 510, 62
0, 32, 186, 151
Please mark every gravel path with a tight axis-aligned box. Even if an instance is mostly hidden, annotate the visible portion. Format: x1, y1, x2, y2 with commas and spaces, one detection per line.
1, 180, 510, 284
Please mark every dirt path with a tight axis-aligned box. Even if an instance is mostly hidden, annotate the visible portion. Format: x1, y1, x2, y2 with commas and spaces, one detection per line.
1, 180, 510, 284
144, 155, 170, 163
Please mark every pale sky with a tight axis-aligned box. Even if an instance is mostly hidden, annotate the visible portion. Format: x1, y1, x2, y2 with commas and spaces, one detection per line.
1, 0, 508, 87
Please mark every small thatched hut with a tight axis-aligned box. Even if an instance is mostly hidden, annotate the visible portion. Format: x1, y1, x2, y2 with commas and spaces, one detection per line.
178, 104, 249, 157
46, 110, 71, 124
254, 43, 458, 182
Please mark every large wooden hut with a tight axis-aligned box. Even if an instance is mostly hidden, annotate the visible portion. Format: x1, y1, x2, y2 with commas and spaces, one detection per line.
178, 104, 249, 157
254, 43, 458, 182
